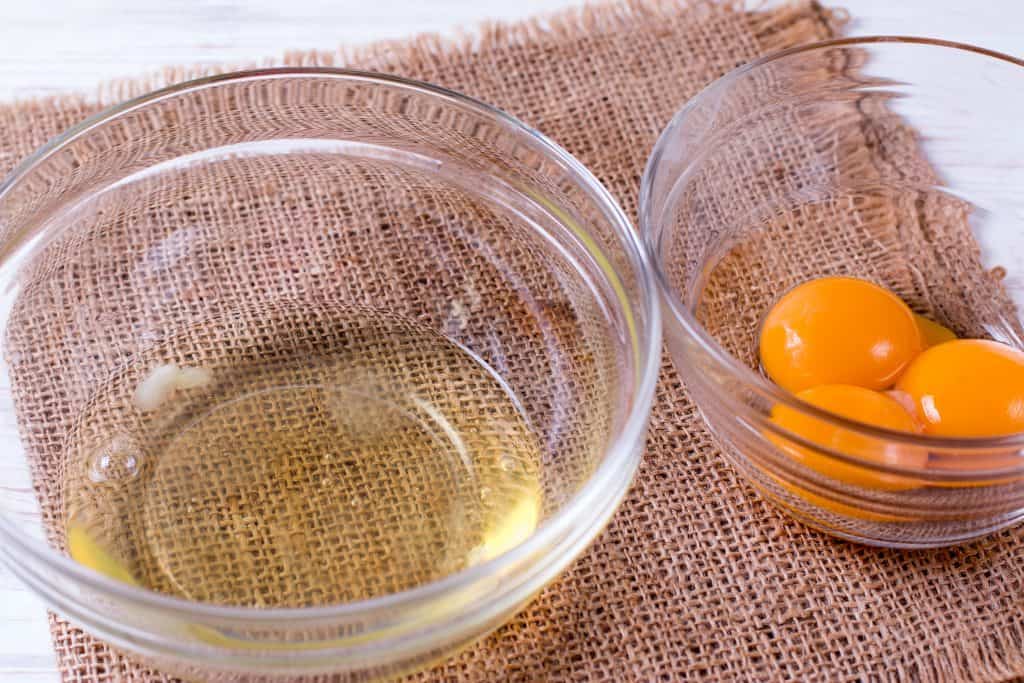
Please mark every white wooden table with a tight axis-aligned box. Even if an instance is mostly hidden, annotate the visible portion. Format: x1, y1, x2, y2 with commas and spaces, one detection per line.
0, 0, 1021, 679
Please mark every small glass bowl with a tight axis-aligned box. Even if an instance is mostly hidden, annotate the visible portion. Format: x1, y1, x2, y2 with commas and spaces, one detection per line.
641, 37, 1024, 549
0, 69, 660, 679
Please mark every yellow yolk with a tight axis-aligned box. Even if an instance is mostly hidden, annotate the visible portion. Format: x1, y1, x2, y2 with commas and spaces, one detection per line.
914, 314, 957, 348
769, 384, 925, 491
896, 339, 1024, 437
759, 277, 922, 392
67, 521, 138, 586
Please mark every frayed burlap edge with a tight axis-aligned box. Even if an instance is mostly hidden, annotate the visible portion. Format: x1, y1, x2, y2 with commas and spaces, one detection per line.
21, 0, 847, 114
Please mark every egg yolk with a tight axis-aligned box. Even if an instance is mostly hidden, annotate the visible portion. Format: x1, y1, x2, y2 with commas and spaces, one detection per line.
769, 384, 925, 491
67, 521, 138, 585
896, 339, 1024, 437
759, 277, 922, 392
914, 314, 957, 348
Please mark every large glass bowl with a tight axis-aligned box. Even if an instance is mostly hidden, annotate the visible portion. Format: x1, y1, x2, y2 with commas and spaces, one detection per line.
642, 37, 1024, 549
0, 69, 660, 679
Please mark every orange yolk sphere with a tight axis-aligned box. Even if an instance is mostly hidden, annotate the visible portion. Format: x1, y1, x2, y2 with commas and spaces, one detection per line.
914, 314, 957, 348
759, 277, 922, 392
770, 384, 925, 490
896, 339, 1024, 437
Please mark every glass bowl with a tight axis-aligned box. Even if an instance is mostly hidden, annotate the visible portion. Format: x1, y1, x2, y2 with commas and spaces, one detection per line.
0, 69, 660, 679
641, 37, 1024, 549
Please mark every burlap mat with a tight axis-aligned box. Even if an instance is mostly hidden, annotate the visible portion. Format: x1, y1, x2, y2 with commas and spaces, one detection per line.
3, 0, 1024, 680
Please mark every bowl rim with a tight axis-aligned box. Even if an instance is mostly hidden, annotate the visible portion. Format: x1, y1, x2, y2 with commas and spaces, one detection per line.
640, 35, 1024, 467
0, 67, 662, 623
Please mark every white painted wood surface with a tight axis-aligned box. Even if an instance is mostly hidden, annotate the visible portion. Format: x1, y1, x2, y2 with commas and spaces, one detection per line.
0, 0, 1020, 679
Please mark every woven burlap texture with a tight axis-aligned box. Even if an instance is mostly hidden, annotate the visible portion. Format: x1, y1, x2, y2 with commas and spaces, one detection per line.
2, 0, 1023, 681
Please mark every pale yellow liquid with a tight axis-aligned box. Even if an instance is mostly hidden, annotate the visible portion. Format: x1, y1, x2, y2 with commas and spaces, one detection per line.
64, 307, 542, 607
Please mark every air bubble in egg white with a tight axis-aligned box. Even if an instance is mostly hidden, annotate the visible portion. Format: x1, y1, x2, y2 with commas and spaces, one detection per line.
87, 436, 143, 483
